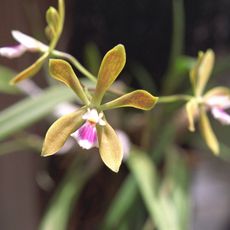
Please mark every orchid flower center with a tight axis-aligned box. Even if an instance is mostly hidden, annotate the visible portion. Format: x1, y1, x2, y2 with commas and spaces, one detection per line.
82, 108, 106, 126
71, 109, 106, 149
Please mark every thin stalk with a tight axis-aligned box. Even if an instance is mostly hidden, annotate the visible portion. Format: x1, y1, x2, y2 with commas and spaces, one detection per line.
52, 50, 97, 83
158, 95, 192, 103
162, 0, 185, 94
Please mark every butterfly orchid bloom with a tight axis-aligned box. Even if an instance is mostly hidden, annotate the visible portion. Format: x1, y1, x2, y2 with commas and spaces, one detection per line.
42, 44, 158, 172
186, 49, 230, 155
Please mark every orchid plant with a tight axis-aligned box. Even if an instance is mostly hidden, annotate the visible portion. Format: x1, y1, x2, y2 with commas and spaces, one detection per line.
41, 45, 158, 172
186, 49, 230, 154
1, 0, 230, 229
0, 0, 229, 167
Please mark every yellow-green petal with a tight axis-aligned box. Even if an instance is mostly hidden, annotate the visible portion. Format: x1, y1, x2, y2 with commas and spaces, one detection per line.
204, 86, 230, 100
42, 107, 86, 156
100, 90, 158, 111
196, 49, 214, 96
10, 53, 48, 85
93, 44, 126, 105
190, 51, 203, 91
49, 59, 89, 105
200, 107, 219, 155
97, 121, 122, 173
186, 99, 198, 132
190, 49, 215, 97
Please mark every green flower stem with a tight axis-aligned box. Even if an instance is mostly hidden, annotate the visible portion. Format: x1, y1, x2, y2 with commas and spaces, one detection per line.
158, 95, 192, 103
52, 50, 97, 83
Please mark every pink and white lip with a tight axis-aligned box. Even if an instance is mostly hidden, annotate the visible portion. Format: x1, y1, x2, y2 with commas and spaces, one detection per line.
71, 109, 106, 150
206, 95, 230, 125
0, 30, 48, 58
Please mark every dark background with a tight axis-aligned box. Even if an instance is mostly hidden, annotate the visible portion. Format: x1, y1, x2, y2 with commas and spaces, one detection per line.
1, 0, 230, 229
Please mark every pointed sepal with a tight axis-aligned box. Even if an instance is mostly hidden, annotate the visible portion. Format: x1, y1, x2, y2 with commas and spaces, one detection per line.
42, 108, 86, 156
49, 59, 89, 105
97, 121, 123, 173
101, 90, 158, 111
190, 49, 214, 96
200, 107, 219, 155
10, 53, 48, 85
186, 99, 198, 132
93, 44, 126, 105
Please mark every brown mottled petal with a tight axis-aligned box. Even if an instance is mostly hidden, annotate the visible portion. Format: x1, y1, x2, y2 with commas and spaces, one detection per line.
93, 44, 126, 106
49, 59, 89, 105
97, 121, 123, 173
42, 107, 86, 156
200, 107, 219, 155
100, 90, 158, 111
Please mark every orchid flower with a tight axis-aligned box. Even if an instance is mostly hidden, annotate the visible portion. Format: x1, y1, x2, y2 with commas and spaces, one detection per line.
0, 0, 65, 85
186, 49, 230, 155
42, 44, 158, 172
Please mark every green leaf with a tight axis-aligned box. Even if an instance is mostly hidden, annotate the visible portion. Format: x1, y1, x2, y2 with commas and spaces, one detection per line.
49, 59, 89, 105
127, 148, 182, 230
130, 63, 157, 92
39, 156, 99, 230
0, 66, 20, 94
164, 147, 189, 230
102, 175, 138, 229
200, 107, 219, 155
0, 85, 76, 141
84, 42, 102, 75
97, 121, 122, 172
100, 90, 158, 111
127, 149, 157, 223
93, 44, 126, 105
42, 107, 86, 156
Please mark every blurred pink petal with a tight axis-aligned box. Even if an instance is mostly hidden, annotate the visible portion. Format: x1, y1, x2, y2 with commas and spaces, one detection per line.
0, 44, 26, 58
211, 107, 230, 125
